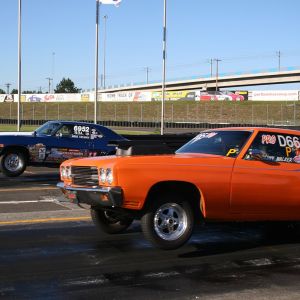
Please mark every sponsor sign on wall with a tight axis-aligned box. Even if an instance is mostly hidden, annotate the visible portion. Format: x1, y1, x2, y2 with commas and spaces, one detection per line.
100, 91, 152, 101
250, 90, 300, 101
151, 91, 195, 101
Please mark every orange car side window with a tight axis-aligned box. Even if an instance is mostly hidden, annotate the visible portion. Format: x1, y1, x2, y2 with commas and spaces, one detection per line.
245, 132, 300, 164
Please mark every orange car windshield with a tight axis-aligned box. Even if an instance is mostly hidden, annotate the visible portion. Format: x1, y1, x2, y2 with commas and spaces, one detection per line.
176, 130, 252, 157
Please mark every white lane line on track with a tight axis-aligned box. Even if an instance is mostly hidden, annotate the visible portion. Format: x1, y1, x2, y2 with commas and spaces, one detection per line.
0, 199, 57, 205
0, 187, 57, 192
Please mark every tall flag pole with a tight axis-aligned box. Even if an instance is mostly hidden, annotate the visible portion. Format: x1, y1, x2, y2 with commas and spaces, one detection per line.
161, 0, 167, 135
17, 0, 22, 131
94, 0, 122, 124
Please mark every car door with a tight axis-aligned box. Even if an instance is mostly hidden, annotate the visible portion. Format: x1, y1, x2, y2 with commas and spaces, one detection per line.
89, 125, 114, 156
43, 124, 91, 163
230, 131, 300, 217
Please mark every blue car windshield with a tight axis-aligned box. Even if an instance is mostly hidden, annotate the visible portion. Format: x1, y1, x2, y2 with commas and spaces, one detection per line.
176, 130, 252, 157
35, 122, 61, 136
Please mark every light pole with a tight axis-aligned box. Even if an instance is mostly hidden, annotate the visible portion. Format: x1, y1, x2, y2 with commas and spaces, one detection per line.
103, 15, 108, 89
161, 0, 167, 135
17, 0, 22, 131
94, 0, 101, 124
214, 58, 221, 92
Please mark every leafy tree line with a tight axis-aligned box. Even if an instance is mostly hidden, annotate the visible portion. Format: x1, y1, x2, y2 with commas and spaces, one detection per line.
0, 78, 81, 94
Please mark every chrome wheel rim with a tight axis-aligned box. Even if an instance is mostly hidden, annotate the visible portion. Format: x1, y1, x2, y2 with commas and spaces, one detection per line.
4, 154, 23, 172
154, 203, 188, 241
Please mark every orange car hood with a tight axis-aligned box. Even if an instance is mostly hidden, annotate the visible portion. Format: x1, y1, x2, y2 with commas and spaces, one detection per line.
62, 153, 227, 167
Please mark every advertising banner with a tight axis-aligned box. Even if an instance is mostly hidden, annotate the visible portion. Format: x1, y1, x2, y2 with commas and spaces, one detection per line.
195, 90, 247, 101
151, 91, 195, 101
0, 94, 15, 102
251, 90, 299, 101
100, 91, 151, 101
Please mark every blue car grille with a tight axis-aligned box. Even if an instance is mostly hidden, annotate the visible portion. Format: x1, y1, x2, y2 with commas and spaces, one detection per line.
71, 166, 99, 187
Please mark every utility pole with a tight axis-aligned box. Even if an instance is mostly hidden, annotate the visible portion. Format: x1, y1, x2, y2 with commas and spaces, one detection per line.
5, 83, 11, 94
46, 77, 53, 93
214, 58, 221, 91
144, 67, 151, 84
52, 52, 55, 93
209, 59, 213, 77
276, 50, 281, 71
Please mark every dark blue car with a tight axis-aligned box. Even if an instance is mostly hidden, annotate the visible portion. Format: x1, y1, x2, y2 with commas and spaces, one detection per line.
0, 121, 126, 177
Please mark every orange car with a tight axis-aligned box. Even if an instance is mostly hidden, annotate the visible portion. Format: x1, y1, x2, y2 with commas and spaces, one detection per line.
57, 127, 300, 249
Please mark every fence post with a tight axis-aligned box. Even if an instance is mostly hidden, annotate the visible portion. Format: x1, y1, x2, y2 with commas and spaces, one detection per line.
44, 104, 47, 121
114, 103, 117, 121
186, 104, 189, 122
140, 104, 143, 122
32, 104, 35, 122
294, 102, 296, 125
58, 103, 60, 120
86, 103, 88, 121
127, 104, 130, 122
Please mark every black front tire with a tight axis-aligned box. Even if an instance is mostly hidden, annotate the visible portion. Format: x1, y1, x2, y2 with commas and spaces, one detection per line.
91, 208, 133, 234
0, 151, 27, 177
141, 196, 194, 250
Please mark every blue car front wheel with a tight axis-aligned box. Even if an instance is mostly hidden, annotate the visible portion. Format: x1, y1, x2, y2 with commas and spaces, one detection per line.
0, 151, 27, 177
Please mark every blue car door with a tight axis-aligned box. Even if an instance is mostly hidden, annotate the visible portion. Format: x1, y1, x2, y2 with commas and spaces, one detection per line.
42, 124, 92, 163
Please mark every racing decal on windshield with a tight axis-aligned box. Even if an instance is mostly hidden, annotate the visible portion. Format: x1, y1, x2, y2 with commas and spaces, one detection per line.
226, 148, 238, 157
190, 132, 218, 144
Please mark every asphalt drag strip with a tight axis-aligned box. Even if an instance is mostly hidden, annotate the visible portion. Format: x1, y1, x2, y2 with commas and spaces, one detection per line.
0, 167, 90, 224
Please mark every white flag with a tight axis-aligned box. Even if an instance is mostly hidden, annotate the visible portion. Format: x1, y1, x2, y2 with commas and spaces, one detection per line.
98, 0, 122, 7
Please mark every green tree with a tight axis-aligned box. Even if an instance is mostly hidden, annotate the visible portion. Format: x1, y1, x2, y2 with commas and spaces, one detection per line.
11, 89, 18, 94
54, 78, 81, 93
0, 88, 5, 94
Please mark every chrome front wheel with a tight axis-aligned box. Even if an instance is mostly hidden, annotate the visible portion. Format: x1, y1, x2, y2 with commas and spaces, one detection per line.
0, 151, 27, 177
141, 197, 194, 250
154, 203, 188, 241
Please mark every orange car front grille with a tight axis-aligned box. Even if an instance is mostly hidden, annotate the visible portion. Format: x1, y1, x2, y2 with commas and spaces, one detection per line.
71, 166, 99, 187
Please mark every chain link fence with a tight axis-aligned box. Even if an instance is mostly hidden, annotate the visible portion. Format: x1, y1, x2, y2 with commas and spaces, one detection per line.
0, 101, 299, 127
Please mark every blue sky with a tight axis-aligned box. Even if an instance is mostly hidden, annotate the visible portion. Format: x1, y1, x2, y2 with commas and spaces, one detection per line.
1, 0, 300, 92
